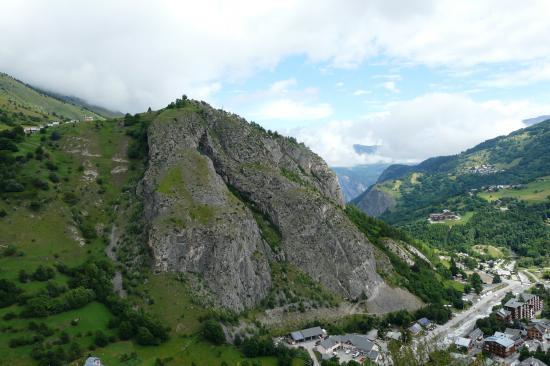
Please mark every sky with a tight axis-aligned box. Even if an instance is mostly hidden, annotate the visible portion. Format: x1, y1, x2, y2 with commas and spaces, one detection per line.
1, 0, 549, 166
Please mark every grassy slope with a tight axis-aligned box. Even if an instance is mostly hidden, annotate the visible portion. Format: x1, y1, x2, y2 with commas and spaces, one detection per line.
478, 176, 550, 202
0, 117, 295, 366
0, 73, 103, 126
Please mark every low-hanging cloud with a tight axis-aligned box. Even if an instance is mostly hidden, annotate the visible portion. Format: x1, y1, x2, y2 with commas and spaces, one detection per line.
292, 93, 547, 166
1, 0, 550, 112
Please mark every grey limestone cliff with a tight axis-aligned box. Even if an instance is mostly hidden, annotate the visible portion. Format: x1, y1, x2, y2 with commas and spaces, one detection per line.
354, 186, 395, 217
140, 101, 388, 311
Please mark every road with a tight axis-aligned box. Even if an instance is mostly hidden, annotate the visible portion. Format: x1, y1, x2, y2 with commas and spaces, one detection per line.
420, 276, 530, 348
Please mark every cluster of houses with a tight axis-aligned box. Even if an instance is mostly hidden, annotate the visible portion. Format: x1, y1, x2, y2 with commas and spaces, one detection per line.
409, 317, 434, 336
484, 184, 524, 192
429, 209, 460, 222
23, 116, 94, 134
464, 164, 503, 175
288, 326, 386, 364
287, 318, 437, 364
454, 292, 547, 364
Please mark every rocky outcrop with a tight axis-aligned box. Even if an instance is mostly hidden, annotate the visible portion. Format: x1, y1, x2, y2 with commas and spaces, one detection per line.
354, 186, 395, 217
139, 101, 391, 311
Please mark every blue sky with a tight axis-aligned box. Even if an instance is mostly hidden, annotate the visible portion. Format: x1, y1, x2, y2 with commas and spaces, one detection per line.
2, 0, 549, 165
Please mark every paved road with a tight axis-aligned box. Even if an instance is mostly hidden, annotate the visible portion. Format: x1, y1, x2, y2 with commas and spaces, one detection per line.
420, 277, 530, 348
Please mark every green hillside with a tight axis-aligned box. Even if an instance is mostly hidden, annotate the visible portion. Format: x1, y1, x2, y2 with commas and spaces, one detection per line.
355, 120, 550, 264
0, 73, 104, 128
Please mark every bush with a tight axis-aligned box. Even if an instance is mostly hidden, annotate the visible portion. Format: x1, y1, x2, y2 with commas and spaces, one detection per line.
202, 319, 225, 345
0, 279, 23, 307
32, 265, 56, 281
94, 330, 109, 347
136, 327, 158, 346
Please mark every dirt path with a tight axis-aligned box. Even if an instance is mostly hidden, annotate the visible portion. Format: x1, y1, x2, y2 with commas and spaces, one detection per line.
106, 216, 127, 298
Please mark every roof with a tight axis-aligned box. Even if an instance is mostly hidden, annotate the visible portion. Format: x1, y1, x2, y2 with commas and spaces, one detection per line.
504, 328, 523, 340
301, 326, 324, 339
367, 350, 380, 360
290, 331, 304, 341
386, 331, 401, 340
468, 328, 483, 339
418, 317, 431, 327
520, 357, 548, 366
319, 337, 339, 350
505, 299, 524, 308
485, 335, 515, 348
496, 308, 511, 318
521, 293, 537, 302
290, 326, 324, 341
84, 358, 102, 366
341, 334, 374, 353
409, 323, 422, 335
455, 337, 471, 348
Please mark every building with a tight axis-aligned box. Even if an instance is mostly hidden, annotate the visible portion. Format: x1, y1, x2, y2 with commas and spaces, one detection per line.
455, 337, 472, 350
495, 308, 512, 322
468, 328, 484, 342
84, 116, 94, 121
483, 334, 516, 358
23, 126, 40, 134
84, 357, 102, 366
527, 320, 550, 341
289, 326, 326, 343
418, 317, 432, 328
317, 337, 340, 354
409, 323, 422, 336
504, 293, 543, 320
385, 331, 401, 341
315, 334, 379, 360
520, 357, 548, 366
429, 209, 459, 222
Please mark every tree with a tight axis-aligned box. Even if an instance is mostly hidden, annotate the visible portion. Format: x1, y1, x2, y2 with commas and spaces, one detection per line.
470, 272, 483, 294
450, 257, 459, 277
492, 273, 502, 284
202, 319, 225, 345
94, 330, 109, 347
136, 326, 158, 346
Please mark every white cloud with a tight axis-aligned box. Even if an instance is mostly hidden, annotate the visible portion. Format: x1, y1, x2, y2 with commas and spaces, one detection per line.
292, 93, 549, 166
352, 89, 369, 96
483, 61, 550, 87
254, 99, 333, 121
193, 82, 222, 100
268, 79, 297, 94
1, 0, 550, 112
382, 81, 399, 93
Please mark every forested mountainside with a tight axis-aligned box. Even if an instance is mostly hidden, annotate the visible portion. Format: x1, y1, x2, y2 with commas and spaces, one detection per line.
0, 73, 104, 126
0, 81, 467, 365
332, 163, 390, 202
353, 120, 550, 264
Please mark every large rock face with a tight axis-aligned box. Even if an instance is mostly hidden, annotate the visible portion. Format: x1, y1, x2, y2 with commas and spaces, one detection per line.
140, 102, 386, 311
354, 187, 395, 217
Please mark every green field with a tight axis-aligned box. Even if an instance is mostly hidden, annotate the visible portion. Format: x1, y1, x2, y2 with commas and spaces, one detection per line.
479, 177, 550, 202
471, 245, 507, 259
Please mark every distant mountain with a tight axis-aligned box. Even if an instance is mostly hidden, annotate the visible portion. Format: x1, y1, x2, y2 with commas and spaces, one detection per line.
523, 115, 550, 126
0, 72, 104, 125
353, 120, 550, 259
35, 89, 124, 118
332, 163, 390, 201
353, 144, 380, 155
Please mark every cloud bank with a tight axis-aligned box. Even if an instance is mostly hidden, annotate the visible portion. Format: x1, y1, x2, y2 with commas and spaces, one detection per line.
1, 0, 550, 112
292, 93, 547, 166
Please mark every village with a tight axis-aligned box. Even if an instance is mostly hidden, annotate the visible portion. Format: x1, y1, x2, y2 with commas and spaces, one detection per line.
22, 115, 95, 134
282, 255, 548, 366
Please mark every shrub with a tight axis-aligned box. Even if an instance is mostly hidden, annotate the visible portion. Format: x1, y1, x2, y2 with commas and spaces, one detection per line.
202, 319, 225, 345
